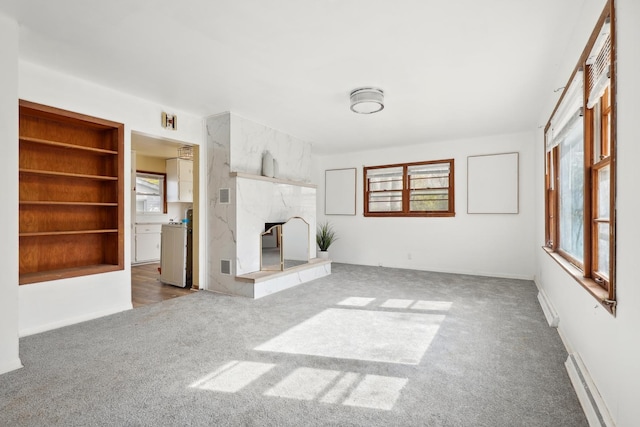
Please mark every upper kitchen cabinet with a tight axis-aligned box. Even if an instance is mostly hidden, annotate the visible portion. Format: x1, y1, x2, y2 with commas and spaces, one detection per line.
18, 100, 125, 285
166, 158, 193, 203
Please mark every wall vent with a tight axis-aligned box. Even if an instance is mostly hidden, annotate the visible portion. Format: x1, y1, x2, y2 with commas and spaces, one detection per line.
219, 188, 230, 204
220, 259, 232, 275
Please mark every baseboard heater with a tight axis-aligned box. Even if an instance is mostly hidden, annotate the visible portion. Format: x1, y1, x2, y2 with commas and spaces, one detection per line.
537, 289, 559, 327
565, 353, 614, 427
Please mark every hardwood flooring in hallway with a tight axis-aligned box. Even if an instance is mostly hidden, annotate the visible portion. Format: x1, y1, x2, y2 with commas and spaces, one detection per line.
131, 263, 194, 308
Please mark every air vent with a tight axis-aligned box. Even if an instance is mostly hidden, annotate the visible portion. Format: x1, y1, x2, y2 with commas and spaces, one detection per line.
220, 259, 231, 275
219, 188, 230, 204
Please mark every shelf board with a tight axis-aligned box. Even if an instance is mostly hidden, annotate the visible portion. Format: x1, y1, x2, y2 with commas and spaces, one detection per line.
19, 168, 118, 181
20, 229, 118, 237
19, 136, 118, 155
20, 201, 118, 206
231, 171, 316, 188
19, 264, 123, 285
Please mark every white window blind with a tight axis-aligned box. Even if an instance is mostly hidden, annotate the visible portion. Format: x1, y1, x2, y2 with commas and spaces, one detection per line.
547, 71, 583, 151
586, 19, 611, 108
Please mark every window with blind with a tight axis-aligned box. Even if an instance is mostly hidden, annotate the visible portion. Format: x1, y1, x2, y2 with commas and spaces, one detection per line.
364, 159, 454, 217
544, 1, 616, 314
136, 172, 167, 214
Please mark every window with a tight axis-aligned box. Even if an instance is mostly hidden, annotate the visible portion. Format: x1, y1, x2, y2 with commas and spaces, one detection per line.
136, 171, 166, 214
364, 159, 454, 217
544, 2, 616, 314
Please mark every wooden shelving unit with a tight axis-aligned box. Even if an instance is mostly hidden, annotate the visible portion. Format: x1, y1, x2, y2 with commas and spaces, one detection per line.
18, 100, 125, 285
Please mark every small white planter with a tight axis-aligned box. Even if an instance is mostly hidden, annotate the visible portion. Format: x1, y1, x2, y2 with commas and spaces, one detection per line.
318, 250, 329, 259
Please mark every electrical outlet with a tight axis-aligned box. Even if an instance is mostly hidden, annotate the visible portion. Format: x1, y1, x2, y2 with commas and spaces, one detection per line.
408, 253, 412, 260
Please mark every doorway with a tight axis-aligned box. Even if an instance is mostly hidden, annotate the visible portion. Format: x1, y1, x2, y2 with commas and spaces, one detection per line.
131, 131, 201, 307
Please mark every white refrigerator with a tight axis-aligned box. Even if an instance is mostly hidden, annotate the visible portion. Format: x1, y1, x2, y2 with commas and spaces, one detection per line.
160, 222, 190, 288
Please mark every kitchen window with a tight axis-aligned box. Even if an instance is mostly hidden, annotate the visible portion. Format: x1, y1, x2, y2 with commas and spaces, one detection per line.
364, 159, 455, 217
136, 171, 167, 214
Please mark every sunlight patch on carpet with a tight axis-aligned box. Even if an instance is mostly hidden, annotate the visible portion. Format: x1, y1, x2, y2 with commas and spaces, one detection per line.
343, 374, 408, 410
337, 298, 453, 312
190, 360, 275, 393
380, 299, 414, 309
265, 367, 340, 401
337, 297, 375, 307
411, 300, 453, 311
255, 308, 444, 365
265, 367, 407, 410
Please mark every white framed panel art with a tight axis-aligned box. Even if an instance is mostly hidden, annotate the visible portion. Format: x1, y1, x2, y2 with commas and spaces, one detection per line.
325, 168, 356, 215
467, 152, 519, 214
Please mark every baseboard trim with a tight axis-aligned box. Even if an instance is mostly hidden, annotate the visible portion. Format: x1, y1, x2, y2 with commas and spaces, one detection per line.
565, 353, 615, 427
0, 357, 23, 375
536, 288, 559, 327
19, 303, 133, 337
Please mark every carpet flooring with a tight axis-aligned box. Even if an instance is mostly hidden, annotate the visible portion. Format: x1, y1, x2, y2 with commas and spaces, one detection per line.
0, 263, 587, 426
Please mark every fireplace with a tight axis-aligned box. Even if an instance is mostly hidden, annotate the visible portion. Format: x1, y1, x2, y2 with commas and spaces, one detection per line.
260, 217, 310, 271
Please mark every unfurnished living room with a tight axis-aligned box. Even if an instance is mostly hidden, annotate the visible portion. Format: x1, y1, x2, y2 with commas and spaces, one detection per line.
1, 1, 639, 426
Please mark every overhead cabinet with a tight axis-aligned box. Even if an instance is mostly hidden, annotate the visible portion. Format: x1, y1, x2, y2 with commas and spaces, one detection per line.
18, 100, 124, 285
166, 158, 193, 202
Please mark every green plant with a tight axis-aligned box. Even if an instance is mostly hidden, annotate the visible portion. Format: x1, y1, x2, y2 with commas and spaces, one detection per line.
316, 221, 338, 251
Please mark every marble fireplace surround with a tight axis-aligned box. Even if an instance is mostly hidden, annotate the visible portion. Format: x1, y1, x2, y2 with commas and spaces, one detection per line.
233, 172, 331, 298
206, 112, 331, 299
234, 172, 317, 275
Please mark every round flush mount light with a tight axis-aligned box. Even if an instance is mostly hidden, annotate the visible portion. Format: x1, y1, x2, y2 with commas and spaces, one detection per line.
350, 87, 384, 114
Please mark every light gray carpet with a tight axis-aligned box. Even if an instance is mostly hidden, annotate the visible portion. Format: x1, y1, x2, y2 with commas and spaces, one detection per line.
0, 263, 587, 426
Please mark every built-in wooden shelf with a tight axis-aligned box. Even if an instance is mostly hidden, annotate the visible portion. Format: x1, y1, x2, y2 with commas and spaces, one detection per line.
20, 229, 119, 237
19, 168, 118, 181
230, 171, 317, 189
19, 264, 123, 285
20, 201, 119, 206
20, 136, 118, 155
18, 100, 124, 285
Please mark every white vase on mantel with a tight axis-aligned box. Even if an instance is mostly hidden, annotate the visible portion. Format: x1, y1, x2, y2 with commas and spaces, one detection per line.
318, 250, 329, 259
262, 151, 274, 178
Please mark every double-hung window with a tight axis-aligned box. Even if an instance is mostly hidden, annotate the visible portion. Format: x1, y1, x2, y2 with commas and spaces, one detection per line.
364, 159, 455, 217
136, 171, 167, 214
544, 2, 616, 314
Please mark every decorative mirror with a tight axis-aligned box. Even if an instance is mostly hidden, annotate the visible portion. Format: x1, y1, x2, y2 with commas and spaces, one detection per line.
282, 217, 309, 269
260, 217, 310, 271
260, 225, 282, 271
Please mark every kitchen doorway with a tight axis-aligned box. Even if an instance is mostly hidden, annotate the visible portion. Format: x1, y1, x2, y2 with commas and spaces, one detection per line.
131, 131, 201, 307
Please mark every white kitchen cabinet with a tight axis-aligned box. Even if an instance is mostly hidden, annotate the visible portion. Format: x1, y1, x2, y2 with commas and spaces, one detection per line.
134, 224, 162, 263
166, 158, 193, 203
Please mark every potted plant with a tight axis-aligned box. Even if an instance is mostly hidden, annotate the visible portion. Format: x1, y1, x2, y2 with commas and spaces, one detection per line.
316, 221, 338, 259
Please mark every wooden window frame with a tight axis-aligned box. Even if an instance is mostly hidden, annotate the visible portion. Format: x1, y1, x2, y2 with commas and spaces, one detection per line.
543, 1, 616, 315
364, 159, 455, 217
135, 170, 168, 215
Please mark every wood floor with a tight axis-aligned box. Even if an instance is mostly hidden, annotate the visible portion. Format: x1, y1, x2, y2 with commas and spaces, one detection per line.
131, 263, 194, 308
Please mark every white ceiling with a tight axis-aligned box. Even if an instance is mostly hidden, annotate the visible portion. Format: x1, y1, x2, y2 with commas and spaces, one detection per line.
2, 0, 586, 154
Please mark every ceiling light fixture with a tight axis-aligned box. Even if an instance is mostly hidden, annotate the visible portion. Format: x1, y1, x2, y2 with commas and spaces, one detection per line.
350, 87, 384, 114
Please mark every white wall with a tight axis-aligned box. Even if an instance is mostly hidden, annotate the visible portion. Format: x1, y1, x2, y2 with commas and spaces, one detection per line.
534, 0, 640, 425
313, 131, 536, 280
17, 60, 204, 336
0, 12, 22, 374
